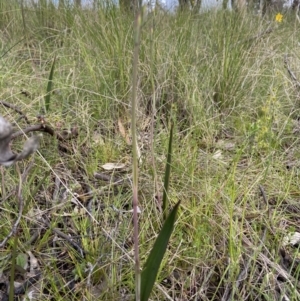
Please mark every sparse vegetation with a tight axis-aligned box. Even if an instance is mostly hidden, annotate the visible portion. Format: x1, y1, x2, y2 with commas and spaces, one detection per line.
0, 1, 300, 300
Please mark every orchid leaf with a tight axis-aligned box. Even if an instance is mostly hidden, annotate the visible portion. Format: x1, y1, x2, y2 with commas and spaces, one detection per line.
141, 200, 180, 301
44, 55, 56, 112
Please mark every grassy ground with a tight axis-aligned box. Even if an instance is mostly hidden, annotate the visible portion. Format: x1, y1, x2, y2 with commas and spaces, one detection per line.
1, 1, 300, 300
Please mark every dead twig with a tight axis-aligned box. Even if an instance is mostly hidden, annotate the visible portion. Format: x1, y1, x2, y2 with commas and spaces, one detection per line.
41, 219, 87, 258
0, 101, 30, 124
241, 26, 273, 46
11, 123, 78, 141
242, 234, 300, 298
94, 172, 130, 185
0, 115, 41, 166
284, 54, 300, 90
259, 185, 274, 232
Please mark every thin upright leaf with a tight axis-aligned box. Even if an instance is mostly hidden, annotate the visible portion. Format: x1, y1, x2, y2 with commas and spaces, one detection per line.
162, 123, 173, 220
141, 200, 180, 301
44, 55, 56, 112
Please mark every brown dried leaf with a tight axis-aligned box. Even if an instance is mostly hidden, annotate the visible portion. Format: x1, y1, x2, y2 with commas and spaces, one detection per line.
102, 162, 126, 170
118, 118, 131, 145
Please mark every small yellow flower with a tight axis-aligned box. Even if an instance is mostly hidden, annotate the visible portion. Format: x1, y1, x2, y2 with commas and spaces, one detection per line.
275, 13, 283, 23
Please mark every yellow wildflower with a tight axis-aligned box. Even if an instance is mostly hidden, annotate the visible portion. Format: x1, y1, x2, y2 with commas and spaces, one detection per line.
275, 13, 283, 23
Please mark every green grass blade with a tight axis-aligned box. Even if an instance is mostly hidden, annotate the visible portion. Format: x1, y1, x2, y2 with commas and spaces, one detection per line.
162, 123, 173, 220
141, 200, 180, 301
44, 55, 56, 113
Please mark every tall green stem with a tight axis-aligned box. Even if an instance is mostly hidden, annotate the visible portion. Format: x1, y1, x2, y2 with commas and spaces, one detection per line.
132, 8, 142, 301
